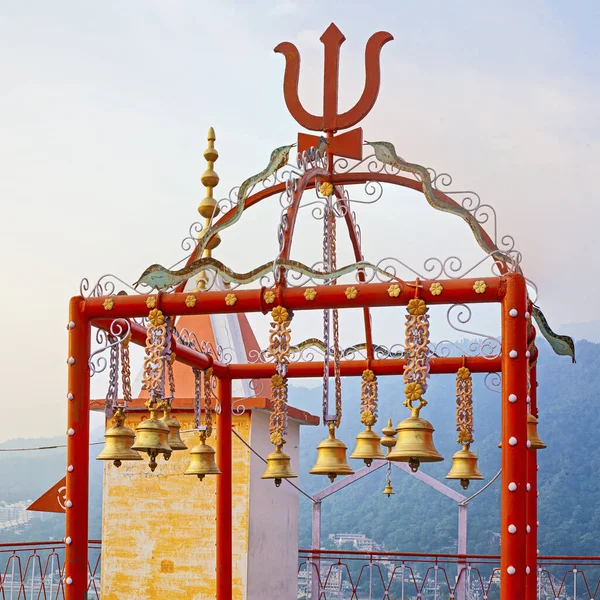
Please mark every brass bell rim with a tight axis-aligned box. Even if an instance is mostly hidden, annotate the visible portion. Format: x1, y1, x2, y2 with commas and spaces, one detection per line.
382, 484, 395, 496
349, 430, 386, 462
386, 414, 443, 464
261, 446, 298, 481
184, 438, 221, 477
445, 447, 484, 481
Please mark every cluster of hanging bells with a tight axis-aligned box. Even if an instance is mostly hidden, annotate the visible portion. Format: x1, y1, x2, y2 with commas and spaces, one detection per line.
97, 401, 223, 481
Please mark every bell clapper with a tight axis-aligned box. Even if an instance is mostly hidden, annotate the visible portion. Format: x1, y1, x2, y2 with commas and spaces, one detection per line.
408, 457, 420, 473
460, 478, 470, 490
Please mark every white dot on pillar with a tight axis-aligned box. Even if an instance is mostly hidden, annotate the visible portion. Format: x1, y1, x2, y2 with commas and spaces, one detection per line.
537, 491, 540, 498
526, 351, 531, 358
507, 566, 516, 575
509, 437, 518, 446
66, 577, 73, 585
65, 500, 73, 508
67, 393, 74, 401
537, 521, 540, 527
527, 483, 531, 491
525, 311, 531, 319
65, 537, 72, 545
526, 395, 531, 404
509, 350, 518, 358
508, 482, 517, 491
67, 357, 75, 365
68, 321, 76, 329
527, 525, 531, 533
509, 394, 517, 403
508, 525, 517, 534
537, 549, 540, 554
67, 465, 74, 472
527, 440, 532, 448
67, 428, 75, 436
509, 309, 518, 317
526, 566, 531, 574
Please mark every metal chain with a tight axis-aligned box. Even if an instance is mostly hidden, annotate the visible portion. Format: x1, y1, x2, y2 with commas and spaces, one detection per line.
120, 338, 132, 408
321, 200, 332, 424
193, 368, 202, 430
142, 310, 168, 406
105, 339, 119, 419
204, 368, 213, 438
330, 206, 342, 428
456, 367, 474, 445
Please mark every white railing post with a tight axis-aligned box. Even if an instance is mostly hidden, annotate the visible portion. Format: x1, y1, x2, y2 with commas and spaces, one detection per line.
311, 500, 321, 599
573, 567, 577, 600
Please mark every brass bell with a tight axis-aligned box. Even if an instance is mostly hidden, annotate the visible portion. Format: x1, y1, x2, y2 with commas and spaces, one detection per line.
350, 425, 385, 466
498, 414, 547, 450
527, 414, 547, 450
131, 405, 171, 472
387, 411, 443, 472
160, 403, 187, 461
97, 407, 143, 468
383, 479, 394, 497
309, 423, 354, 483
380, 418, 397, 455
261, 445, 297, 487
185, 432, 221, 480
446, 444, 484, 490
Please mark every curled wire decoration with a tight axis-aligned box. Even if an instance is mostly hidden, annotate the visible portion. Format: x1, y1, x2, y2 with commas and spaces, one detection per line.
80, 275, 142, 299
180, 221, 205, 252
88, 319, 131, 377
173, 327, 234, 365
444, 304, 502, 360
484, 372, 502, 394
232, 379, 265, 417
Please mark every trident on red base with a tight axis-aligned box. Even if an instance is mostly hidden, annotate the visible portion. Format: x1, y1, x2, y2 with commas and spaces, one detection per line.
275, 23, 393, 160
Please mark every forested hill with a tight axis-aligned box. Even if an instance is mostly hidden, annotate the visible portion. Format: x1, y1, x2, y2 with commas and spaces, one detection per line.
0, 339, 598, 556
291, 339, 600, 555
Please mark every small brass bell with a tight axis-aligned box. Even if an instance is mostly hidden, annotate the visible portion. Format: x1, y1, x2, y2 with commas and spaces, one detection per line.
383, 479, 394, 497
310, 423, 354, 482
261, 445, 297, 487
97, 407, 143, 468
185, 432, 221, 480
446, 445, 484, 490
350, 424, 386, 466
527, 414, 547, 450
160, 403, 187, 461
387, 411, 443, 472
380, 418, 397, 455
131, 404, 171, 472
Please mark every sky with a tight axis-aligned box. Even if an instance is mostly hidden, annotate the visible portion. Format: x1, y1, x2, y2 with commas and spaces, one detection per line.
1, 0, 599, 443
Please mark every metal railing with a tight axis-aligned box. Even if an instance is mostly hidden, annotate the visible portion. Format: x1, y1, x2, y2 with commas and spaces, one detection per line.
1, 542, 599, 599
298, 549, 600, 599
0, 541, 101, 599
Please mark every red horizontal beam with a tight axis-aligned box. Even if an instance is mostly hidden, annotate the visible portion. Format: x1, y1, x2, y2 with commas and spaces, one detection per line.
93, 319, 229, 378
229, 356, 501, 379
81, 278, 504, 320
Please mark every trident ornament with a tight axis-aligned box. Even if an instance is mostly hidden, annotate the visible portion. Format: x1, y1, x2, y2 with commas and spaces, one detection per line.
275, 23, 393, 160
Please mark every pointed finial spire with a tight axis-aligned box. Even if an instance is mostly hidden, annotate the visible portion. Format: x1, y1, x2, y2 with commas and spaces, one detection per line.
195, 128, 221, 290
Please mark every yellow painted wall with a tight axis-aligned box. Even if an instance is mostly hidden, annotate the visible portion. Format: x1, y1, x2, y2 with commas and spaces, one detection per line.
101, 412, 251, 600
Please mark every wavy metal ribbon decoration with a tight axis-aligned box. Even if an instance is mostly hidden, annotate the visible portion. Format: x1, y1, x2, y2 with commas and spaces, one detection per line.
366, 140, 575, 363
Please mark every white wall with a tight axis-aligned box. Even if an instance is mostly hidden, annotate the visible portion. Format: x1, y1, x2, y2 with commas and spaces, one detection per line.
246, 410, 301, 600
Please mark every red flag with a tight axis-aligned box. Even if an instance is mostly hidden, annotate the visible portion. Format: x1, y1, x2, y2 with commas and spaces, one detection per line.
27, 477, 67, 513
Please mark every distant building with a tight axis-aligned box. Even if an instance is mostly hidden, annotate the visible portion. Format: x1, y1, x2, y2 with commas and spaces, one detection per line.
328, 533, 382, 552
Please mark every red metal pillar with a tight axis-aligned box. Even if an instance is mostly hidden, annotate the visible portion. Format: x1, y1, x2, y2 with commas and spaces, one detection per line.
216, 376, 232, 600
526, 364, 539, 600
65, 297, 91, 599
500, 274, 528, 598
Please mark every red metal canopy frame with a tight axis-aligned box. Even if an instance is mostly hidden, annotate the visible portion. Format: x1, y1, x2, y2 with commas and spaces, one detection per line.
64, 24, 548, 600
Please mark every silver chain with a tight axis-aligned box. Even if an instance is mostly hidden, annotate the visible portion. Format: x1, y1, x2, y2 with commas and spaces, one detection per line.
193, 368, 202, 430
105, 339, 119, 419
321, 200, 332, 423
120, 342, 132, 408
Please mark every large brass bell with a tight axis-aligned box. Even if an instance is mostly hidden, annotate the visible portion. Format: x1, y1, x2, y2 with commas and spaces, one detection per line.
310, 423, 354, 482
350, 424, 386, 466
383, 479, 394, 497
527, 414, 547, 450
185, 432, 221, 480
97, 407, 143, 468
380, 419, 397, 455
160, 402, 187, 461
446, 444, 484, 490
387, 411, 443, 472
261, 445, 297, 487
131, 404, 171, 472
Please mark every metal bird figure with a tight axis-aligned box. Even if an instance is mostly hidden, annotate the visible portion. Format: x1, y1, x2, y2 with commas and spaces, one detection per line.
532, 305, 576, 363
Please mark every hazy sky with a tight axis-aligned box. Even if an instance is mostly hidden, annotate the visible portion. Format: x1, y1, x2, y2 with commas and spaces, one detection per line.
1, 1, 599, 443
